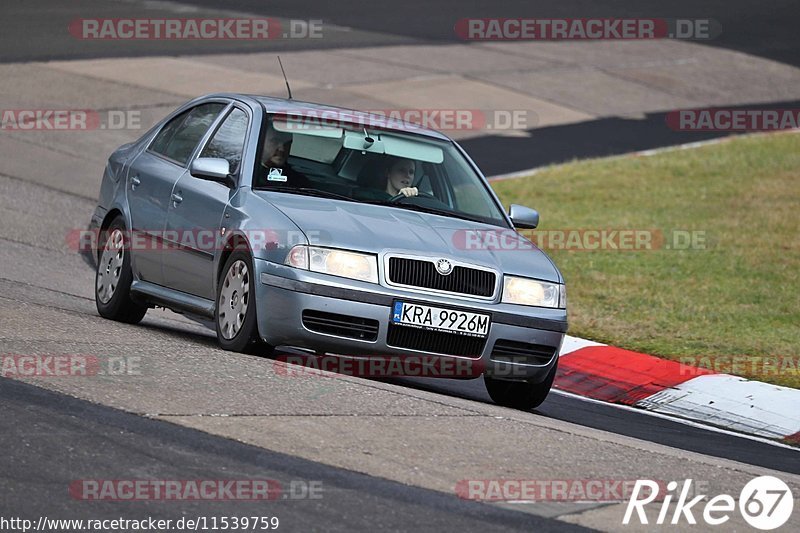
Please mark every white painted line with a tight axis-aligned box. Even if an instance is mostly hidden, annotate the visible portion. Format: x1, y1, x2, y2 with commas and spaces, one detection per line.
631, 128, 800, 157
632, 138, 730, 157
487, 167, 543, 183
559, 335, 605, 357
487, 128, 800, 182
636, 374, 800, 439
551, 389, 800, 451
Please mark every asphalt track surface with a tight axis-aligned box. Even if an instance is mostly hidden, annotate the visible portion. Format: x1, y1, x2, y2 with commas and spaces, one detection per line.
389, 377, 800, 475
3, 0, 797, 66
1, 173, 797, 530
2, 1, 800, 175
0, 378, 583, 532
1, 1, 799, 531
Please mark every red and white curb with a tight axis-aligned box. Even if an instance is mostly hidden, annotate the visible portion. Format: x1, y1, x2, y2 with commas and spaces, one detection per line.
556, 336, 800, 444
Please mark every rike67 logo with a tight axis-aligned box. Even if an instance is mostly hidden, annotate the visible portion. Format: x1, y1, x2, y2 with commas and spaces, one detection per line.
624, 476, 794, 530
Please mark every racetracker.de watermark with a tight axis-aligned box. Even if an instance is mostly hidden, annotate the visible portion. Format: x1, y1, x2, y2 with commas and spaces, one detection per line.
455, 18, 720, 41
1, 355, 141, 377
452, 229, 708, 252
273, 354, 536, 379
456, 479, 669, 502
69, 479, 322, 501
0, 109, 141, 131
68, 228, 323, 254
272, 108, 536, 132
678, 356, 799, 379
68, 18, 323, 40
667, 108, 800, 131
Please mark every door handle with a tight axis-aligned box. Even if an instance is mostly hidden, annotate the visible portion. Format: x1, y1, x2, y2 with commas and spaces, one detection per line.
171, 192, 183, 205
131, 176, 141, 190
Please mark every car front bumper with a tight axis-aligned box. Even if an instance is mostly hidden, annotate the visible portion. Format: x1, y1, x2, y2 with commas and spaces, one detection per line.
255, 259, 567, 382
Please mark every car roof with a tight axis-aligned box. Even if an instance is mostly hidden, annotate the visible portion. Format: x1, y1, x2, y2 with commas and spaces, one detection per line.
203, 93, 452, 141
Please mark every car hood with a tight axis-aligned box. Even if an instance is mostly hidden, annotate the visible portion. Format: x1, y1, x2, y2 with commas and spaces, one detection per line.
256, 192, 562, 283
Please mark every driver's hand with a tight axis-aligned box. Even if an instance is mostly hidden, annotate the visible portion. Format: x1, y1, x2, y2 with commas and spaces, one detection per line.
399, 187, 418, 197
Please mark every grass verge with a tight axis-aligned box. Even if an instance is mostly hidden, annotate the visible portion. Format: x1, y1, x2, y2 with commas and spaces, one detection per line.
491, 133, 800, 388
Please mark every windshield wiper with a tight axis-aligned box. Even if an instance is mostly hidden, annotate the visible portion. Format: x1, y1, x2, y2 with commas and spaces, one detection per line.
367, 201, 485, 224
255, 186, 354, 202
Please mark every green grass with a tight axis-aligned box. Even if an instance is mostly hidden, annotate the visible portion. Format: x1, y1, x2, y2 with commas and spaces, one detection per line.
491, 133, 800, 388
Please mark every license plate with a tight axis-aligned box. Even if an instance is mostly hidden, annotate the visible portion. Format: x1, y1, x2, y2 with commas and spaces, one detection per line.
391, 301, 490, 337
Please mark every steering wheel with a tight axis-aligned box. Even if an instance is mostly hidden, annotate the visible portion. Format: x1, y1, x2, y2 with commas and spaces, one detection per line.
389, 191, 437, 202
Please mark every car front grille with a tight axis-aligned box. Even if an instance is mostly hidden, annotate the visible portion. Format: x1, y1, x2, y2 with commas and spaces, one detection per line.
387, 257, 496, 298
490, 339, 557, 366
386, 324, 486, 357
302, 310, 379, 341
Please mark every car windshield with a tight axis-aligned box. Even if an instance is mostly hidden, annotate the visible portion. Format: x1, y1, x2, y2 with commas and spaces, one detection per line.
252, 114, 509, 227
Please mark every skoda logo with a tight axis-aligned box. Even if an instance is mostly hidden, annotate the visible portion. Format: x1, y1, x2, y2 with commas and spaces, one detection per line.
435, 258, 453, 275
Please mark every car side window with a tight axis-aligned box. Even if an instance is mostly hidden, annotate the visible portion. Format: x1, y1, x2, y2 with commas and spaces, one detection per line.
149, 103, 226, 165
199, 107, 248, 175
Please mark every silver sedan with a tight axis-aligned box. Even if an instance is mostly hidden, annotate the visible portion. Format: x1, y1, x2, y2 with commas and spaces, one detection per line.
87, 93, 567, 409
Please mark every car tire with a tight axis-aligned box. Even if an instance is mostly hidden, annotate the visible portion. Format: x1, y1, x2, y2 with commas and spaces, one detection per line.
95, 216, 148, 324
215, 250, 272, 355
484, 357, 558, 410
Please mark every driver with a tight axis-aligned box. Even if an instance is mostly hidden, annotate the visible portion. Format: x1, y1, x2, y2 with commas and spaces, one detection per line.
254, 123, 310, 188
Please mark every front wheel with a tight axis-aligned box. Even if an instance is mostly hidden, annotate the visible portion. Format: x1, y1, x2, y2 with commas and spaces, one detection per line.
484, 357, 558, 410
215, 251, 272, 355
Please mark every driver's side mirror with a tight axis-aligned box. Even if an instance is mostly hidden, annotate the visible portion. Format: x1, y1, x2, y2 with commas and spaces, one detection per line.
190, 157, 235, 187
508, 204, 539, 229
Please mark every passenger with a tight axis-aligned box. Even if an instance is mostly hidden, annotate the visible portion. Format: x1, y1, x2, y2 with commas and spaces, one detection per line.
254, 123, 311, 188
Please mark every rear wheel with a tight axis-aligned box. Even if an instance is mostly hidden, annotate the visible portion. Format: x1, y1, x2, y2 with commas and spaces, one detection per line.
215, 250, 272, 355
95, 216, 148, 324
484, 357, 558, 410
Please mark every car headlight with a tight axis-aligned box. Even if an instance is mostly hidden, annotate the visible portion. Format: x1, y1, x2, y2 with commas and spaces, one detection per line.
502, 276, 565, 309
285, 245, 378, 284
